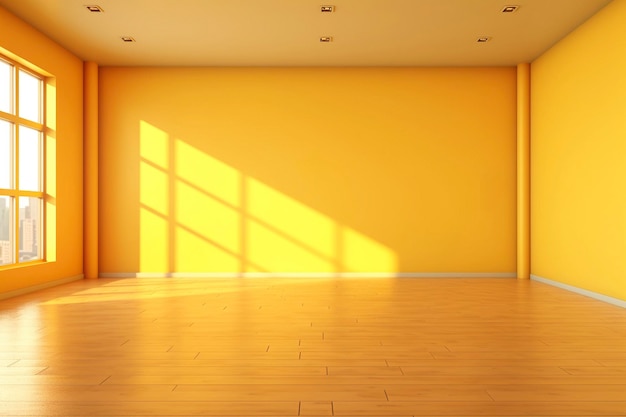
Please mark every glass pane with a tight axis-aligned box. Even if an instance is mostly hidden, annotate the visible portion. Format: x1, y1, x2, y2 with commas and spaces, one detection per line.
18, 70, 42, 123
0, 196, 14, 266
0, 60, 12, 114
19, 197, 42, 262
19, 125, 42, 191
0, 119, 12, 189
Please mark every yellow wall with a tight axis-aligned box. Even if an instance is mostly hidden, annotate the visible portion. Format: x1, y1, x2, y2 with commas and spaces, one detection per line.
99, 67, 517, 275
0, 6, 84, 295
531, 0, 626, 300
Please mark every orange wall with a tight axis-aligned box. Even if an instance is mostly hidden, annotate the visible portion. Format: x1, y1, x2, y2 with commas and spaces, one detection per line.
531, 0, 626, 300
99, 67, 517, 275
0, 6, 84, 295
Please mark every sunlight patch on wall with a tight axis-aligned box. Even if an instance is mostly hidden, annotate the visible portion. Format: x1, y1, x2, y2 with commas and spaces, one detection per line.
175, 139, 240, 207
140, 121, 169, 169
175, 181, 240, 254
139, 207, 169, 271
246, 221, 335, 272
342, 226, 398, 272
139, 163, 169, 215
247, 178, 336, 260
137, 120, 397, 275
175, 227, 240, 272
139, 121, 171, 271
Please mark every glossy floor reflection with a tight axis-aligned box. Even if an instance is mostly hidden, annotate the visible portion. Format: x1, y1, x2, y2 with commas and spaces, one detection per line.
1, 277, 626, 416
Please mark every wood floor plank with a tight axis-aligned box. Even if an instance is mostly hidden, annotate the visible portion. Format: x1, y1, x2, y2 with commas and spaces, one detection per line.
0, 384, 176, 402
385, 385, 493, 401
196, 351, 301, 360
387, 359, 602, 367
299, 401, 333, 416
328, 366, 404, 376
400, 366, 570, 377
300, 351, 435, 360
0, 352, 58, 360
561, 366, 626, 376
10, 358, 389, 368
432, 351, 626, 360
596, 359, 626, 366
39, 365, 328, 376
102, 374, 626, 386
0, 401, 298, 416
172, 384, 387, 401
486, 384, 626, 401
334, 401, 626, 416
0, 367, 48, 376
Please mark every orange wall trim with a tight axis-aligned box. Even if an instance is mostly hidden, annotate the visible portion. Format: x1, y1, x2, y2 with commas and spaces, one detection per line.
516, 63, 531, 279
531, 274, 626, 309
84, 61, 99, 279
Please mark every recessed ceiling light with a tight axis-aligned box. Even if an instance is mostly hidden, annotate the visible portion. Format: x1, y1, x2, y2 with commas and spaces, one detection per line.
321, 5, 335, 13
121, 36, 136, 43
501, 5, 519, 13
85, 5, 104, 12
477, 37, 491, 43
320, 36, 333, 43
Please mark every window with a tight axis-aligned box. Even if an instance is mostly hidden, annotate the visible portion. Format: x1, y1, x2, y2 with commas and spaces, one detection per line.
0, 55, 44, 267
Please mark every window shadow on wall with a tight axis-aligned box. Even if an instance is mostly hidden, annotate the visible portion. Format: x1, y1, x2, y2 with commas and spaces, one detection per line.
138, 120, 398, 274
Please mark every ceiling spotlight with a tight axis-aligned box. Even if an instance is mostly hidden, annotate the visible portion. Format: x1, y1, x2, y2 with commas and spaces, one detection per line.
121, 36, 136, 43
320, 36, 333, 43
321, 5, 335, 13
85, 5, 104, 12
477, 37, 491, 43
501, 5, 519, 13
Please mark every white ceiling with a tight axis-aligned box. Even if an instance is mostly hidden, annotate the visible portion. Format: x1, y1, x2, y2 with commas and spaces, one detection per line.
0, 0, 614, 67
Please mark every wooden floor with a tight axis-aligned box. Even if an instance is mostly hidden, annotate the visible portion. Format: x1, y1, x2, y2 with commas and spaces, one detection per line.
1, 277, 626, 416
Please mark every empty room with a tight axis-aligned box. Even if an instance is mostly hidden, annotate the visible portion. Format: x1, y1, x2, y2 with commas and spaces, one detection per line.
1, 0, 626, 416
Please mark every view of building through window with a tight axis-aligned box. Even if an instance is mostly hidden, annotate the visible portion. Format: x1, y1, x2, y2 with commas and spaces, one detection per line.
0, 56, 44, 266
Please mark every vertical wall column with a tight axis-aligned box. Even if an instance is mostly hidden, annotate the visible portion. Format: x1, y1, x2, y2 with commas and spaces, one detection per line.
84, 62, 99, 279
517, 63, 531, 279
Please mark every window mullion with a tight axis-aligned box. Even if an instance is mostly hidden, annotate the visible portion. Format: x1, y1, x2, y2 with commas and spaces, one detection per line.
18, 118, 43, 131
16, 190, 44, 198
14, 64, 19, 192
0, 110, 16, 122
40, 78, 46, 262
14, 196, 18, 264
13, 64, 19, 264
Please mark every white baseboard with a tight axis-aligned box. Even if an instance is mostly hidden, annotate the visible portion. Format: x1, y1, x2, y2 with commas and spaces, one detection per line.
99, 271, 516, 279
0, 274, 84, 301
531, 274, 626, 309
